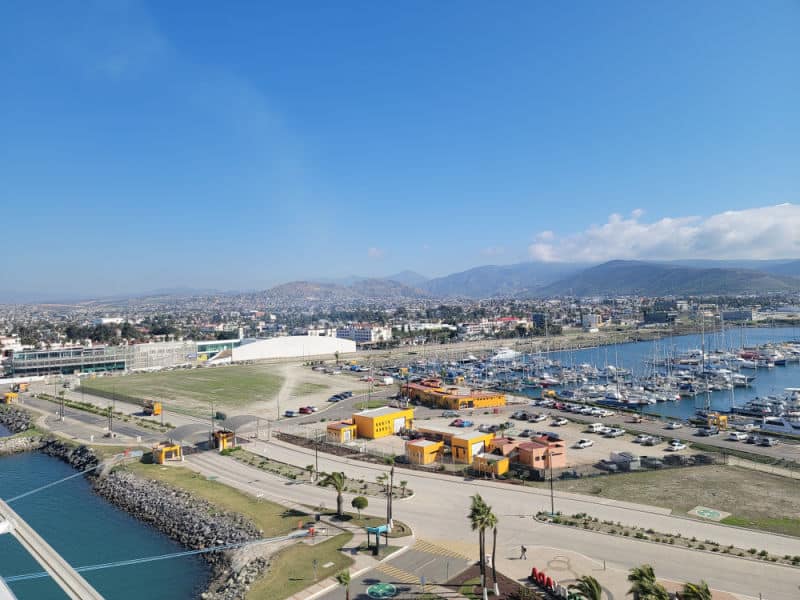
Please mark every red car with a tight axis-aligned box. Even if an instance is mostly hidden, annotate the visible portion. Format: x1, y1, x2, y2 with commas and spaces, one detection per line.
299, 406, 315, 414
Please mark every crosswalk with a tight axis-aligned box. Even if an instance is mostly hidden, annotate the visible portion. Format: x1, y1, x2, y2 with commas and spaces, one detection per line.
413, 539, 472, 562
376, 562, 419, 584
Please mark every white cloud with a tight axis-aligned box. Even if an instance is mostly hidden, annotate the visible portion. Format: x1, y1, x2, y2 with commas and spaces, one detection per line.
367, 247, 385, 259
529, 204, 800, 262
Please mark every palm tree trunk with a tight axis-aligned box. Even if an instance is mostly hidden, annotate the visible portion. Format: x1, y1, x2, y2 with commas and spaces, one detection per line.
491, 526, 499, 595
478, 528, 485, 588
337, 491, 343, 517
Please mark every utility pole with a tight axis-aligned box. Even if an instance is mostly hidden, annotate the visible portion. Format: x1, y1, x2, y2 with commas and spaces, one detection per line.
314, 433, 319, 482
387, 463, 395, 529
548, 447, 555, 516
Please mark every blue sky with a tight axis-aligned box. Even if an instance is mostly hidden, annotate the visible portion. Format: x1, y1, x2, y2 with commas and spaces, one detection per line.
1, 1, 798, 297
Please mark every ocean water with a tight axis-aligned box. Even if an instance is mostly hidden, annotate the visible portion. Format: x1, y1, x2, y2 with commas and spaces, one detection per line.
0, 451, 209, 599
521, 325, 800, 419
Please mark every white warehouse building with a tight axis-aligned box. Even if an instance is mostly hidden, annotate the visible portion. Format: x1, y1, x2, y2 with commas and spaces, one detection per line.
231, 336, 356, 362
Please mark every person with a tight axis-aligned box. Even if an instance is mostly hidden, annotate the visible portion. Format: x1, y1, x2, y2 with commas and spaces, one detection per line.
520, 545, 527, 559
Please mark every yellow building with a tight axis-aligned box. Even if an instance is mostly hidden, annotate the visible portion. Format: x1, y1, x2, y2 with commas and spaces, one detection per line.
402, 379, 505, 410
352, 406, 414, 439
405, 439, 444, 465
472, 453, 509, 476
326, 420, 357, 443
451, 430, 495, 464
213, 429, 236, 451
152, 442, 182, 464
2, 392, 18, 404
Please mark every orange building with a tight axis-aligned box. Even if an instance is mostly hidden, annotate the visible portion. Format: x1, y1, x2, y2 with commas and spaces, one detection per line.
517, 437, 567, 470
473, 453, 509, 476
402, 379, 505, 410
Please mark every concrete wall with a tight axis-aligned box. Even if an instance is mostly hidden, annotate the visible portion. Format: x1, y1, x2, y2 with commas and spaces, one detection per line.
232, 335, 356, 362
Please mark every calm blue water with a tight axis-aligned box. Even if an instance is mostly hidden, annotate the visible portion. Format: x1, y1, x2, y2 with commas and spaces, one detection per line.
525, 326, 800, 419
0, 451, 209, 599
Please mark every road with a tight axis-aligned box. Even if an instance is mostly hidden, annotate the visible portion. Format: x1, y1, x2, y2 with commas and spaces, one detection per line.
184, 439, 800, 600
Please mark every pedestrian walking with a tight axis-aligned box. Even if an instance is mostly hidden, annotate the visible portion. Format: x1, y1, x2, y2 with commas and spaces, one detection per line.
520, 545, 527, 560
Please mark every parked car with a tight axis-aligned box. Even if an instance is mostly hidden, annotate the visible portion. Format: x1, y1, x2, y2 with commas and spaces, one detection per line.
746, 433, 760, 444
665, 422, 683, 430
695, 427, 719, 437
299, 406, 314, 414
529, 413, 547, 423
478, 424, 493, 433
284, 410, 297, 417
442, 410, 459, 418
328, 394, 343, 402
633, 434, 652, 443
727, 431, 748, 441
342, 391, 353, 398
666, 439, 686, 451
604, 428, 625, 438
511, 411, 529, 420
642, 436, 662, 446
450, 419, 474, 428
551, 418, 569, 427
574, 438, 594, 449
759, 437, 778, 447
519, 429, 534, 437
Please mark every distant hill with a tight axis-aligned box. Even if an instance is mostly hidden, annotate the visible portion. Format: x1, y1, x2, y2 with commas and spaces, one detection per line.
539, 260, 800, 297
384, 270, 429, 286
265, 278, 429, 302
420, 262, 586, 298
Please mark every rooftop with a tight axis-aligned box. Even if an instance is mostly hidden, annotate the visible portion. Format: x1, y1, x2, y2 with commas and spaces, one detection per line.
354, 406, 412, 418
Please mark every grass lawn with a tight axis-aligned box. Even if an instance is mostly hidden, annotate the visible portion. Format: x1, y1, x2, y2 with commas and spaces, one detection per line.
80, 365, 283, 414
246, 532, 353, 600
458, 577, 481, 600
545, 465, 800, 537
124, 463, 307, 535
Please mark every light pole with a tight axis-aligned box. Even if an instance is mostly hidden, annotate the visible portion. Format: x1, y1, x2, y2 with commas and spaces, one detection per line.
548, 446, 555, 516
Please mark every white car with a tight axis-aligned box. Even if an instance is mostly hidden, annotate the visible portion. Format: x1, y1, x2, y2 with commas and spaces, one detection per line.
598, 426, 613, 435
727, 431, 748, 442
605, 428, 625, 438
665, 422, 683, 430
579, 407, 595, 415
529, 413, 547, 423
633, 434, 652, 443
574, 438, 594, 449
667, 439, 686, 451
551, 418, 569, 426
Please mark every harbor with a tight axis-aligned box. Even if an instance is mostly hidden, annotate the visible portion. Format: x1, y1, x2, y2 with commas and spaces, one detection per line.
394, 326, 800, 430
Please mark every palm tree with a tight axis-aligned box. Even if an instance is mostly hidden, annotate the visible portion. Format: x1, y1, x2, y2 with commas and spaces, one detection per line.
336, 569, 351, 600
322, 471, 347, 517
627, 564, 669, 600
399, 480, 408, 497
486, 508, 499, 596
569, 575, 603, 600
680, 581, 712, 600
468, 494, 492, 600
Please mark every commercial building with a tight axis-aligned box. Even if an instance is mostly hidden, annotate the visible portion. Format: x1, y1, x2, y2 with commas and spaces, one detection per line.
6, 335, 354, 377
472, 453, 509, 476
352, 406, 414, 439
517, 437, 567, 470
721, 309, 754, 322
230, 336, 355, 362
326, 420, 357, 443
451, 430, 495, 464
402, 379, 506, 410
336, 325, 392, 344
405, 439, 444, 465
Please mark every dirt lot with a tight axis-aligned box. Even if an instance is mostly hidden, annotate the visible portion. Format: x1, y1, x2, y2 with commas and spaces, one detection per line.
547, 464, 800, 537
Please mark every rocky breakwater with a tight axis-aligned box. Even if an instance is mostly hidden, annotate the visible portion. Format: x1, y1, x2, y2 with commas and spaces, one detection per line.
93, 470, 266, 599
0, 405, 33, 434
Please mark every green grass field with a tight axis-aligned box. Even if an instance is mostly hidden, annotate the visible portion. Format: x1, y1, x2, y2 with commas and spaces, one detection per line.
124, 463, 307, 535
80, 365, 284, 414
246, 533, 354, 600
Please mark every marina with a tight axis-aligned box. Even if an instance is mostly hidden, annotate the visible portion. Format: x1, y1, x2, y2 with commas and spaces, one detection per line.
398, 326, 800, 426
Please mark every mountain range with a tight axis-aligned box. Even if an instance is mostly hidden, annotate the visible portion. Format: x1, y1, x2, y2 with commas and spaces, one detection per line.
5, 259, 800, 305
289, 259, 800, 299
